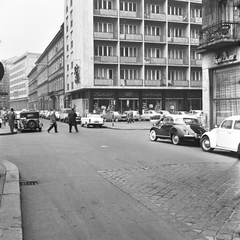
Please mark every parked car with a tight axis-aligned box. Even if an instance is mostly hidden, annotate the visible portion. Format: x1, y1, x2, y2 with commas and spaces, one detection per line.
17, 111, 43, 132
141, 110, 163, 121
81, 113, 104, 128
101, 111, 126, 122
55, 111, 60, 121
200, 115, 240, 157
59, 108, 72, 122
149, 114, 206, 145
123, 110, 141, 121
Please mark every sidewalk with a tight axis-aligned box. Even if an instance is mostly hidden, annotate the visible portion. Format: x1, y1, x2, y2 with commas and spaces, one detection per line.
0, 160, 22, 240
103, 120, 152, 130
0, 126, 17, 135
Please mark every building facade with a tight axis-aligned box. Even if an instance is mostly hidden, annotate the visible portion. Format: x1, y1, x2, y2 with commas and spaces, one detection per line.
28, 66, 38, 110
36, 24, 64, 111
64, 0, 203, 115
198, 0, 240, 129
0, 57, 17, 109
9, 53, 40, 110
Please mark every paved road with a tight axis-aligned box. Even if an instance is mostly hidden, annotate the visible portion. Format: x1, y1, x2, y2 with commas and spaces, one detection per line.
0, 119, 239, 240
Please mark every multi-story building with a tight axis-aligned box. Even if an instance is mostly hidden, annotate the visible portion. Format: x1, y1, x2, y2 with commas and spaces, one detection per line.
64, 0, 203, 115
35, 24, 64, 111
0, 57, 17, 109
197, 0, 240, 129
9, 53, 40, 110
28, 66, 38, 110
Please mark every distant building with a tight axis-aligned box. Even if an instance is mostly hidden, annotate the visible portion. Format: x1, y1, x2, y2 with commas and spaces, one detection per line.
0, 57, 17, 109
35, 24, 64, 111
64, 0, 203, 116
9, 52, 40, 110
198, 0, 240, 128
27, 66, 38, 110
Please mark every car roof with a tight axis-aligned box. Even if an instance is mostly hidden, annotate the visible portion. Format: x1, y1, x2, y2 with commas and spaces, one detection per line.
165, 114, 197, 119
223, 115, 240, 121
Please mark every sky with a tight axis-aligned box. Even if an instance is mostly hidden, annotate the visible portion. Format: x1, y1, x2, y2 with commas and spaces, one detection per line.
0, 0, 64, 61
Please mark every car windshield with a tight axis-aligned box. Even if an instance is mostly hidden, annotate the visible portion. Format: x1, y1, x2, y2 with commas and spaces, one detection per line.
88, 114, 100, 118
175, 117, 199, 124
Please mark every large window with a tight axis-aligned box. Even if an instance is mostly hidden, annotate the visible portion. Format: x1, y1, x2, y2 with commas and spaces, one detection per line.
120, 69, 138, 79
146, 70, 161, 80
145, 48, 162, 58
145, 26, 161, 36
94, 22, 113, 33
168, 6, 182, 15
145, 4, 161, 14
94, 46, 113, 56
120, 24, 137, 34
168, 28, 183, 37
190, 29, 200, 38
96, 69, 113, 79
190, 8, 202, 18
168, 70, 183, 81
191, 71, 202, 81
120, 47, 137, 57
94, 0, 113, 10
191, 50, 202, 60
120, 1, 137, 12
168, 49, 184, 59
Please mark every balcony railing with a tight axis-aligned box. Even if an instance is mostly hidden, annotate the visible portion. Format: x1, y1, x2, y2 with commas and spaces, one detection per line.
168, 36, 189, 44
144, 57, 166, 64
120, 56, 141, 63
190, 59, 202, 66
168, 58, 188, 65
120, 79, 143, 86
145, 35, 165, 42
120, 34, 143, 41
168, 15, 188, 22
169, 80, 189, 87
144, 13, 166, 21
94, 56, 118, 63
94, 32, 115, 40
94, 79, 113, 86
144, 80, 161, 87
190, 80, 202, 87
198, 21, 240, 48
94, 9, 118, 16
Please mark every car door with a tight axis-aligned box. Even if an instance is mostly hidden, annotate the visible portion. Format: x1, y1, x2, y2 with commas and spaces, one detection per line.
231, 119, 240, 151
157, 116, 173, 137
216, 119, 233, 149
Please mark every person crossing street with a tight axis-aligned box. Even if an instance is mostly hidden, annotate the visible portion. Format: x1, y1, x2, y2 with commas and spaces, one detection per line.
47, 110, 58, 133
68, 108, 79, 133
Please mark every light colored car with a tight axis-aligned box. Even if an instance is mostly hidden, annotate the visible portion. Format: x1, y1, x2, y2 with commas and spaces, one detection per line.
101, 111, 124, 122
81, 113, 104, 128
200, 115, 240, 157
59, 108, 72, 122
141, 110, 163, 121
55, 111, 60, 120
149, 114, 206, 145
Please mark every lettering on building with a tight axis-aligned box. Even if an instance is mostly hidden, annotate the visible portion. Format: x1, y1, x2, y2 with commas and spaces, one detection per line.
214, 51, 237, 65
93, 92, 114, 98
142, 92, 162, 98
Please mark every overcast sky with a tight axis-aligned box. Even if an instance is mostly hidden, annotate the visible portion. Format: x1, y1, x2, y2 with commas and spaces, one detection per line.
0, 0, 64, 61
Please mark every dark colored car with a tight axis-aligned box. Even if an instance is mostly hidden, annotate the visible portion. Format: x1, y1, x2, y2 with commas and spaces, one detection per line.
149, 114, 206, 145
17, 111, 43, 132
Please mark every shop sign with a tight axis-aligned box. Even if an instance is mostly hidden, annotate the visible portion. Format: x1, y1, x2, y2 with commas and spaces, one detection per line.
142, 92, 162, 98
215, 51, 237, 65
93, 91, 114, 98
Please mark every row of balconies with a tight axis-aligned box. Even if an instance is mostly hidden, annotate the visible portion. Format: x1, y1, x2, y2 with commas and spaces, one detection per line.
94, 9, 202, 24
94, 56, 202, 66
94, 32, 199, 45
93, 79, 202, 87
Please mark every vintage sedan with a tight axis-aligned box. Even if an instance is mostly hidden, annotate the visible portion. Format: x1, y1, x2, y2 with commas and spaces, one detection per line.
141, 110, 163, 121
81, 113, 104, 128
200, 115, 240, 156
17, 111, 43, 132
149, 114, 206, 145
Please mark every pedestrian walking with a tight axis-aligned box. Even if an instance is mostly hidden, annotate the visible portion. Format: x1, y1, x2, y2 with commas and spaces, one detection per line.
127, 110, 133, 123
7, 108, 15, 133
68, 108, 79, 133
47, 110, 58, 133
1, 107, 8, 128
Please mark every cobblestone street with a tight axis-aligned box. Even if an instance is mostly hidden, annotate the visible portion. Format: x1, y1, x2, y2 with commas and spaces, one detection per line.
98, 162, 240, 240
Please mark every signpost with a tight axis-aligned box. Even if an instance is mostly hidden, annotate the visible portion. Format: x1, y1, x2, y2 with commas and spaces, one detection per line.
0, 61, 4, 81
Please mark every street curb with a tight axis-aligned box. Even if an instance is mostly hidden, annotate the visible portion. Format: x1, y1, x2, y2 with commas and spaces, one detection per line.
0, 132, 17, 136
0, 160, 22, 240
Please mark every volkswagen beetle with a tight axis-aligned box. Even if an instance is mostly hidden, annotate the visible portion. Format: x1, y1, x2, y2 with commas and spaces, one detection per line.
149, 114, 206, 145
200, 115, 240, 157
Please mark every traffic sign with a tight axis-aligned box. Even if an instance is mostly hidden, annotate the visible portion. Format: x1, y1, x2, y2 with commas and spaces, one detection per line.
0, 61, 4, 81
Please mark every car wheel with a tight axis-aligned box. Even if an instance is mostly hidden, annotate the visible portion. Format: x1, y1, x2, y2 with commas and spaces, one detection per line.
171, 134, 181, 145
201, 136, 214, 152
28, 120, 36, 129
149, 130, 158, 141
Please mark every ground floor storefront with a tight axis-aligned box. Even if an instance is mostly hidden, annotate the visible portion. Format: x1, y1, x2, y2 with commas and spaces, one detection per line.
67, 89, 202, 116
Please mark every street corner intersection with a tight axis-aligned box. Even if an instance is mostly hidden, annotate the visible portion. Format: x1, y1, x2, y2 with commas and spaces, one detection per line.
97, 162, 240, 240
